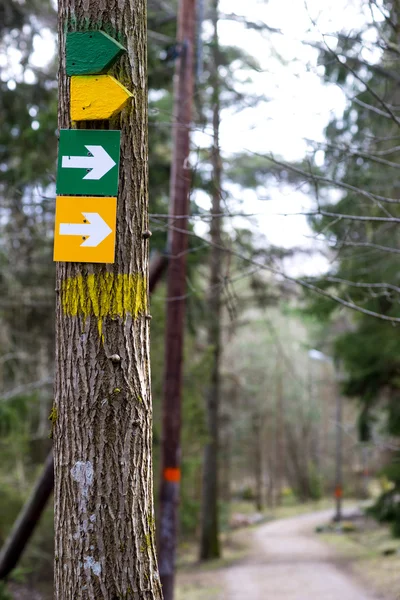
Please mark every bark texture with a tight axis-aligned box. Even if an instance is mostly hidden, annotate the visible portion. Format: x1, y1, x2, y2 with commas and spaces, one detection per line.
200, 0, 222, 561
334, 386, 343, 522
54, 2, 162, 599
253, 414, 264, 512
275, 368, 284, 506
157, 0, 196, 598
0, 255, 168, 582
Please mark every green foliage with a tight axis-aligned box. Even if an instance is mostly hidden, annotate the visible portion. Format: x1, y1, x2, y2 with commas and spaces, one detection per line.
179, 496, 200, 537
299, 1, 400, 531
357, 405, 374, 443
240, 486, 255, 502
0, 394, 42, 475
367, 486, 400, 538
0, 483, 24, 545
391, 517, 400, 538
307, 462, 323, 501
0, 473, 54, 581
0, 582, 12, 600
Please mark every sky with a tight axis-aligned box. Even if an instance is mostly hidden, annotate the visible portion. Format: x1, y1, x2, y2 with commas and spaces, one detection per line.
197, 0, 374, 275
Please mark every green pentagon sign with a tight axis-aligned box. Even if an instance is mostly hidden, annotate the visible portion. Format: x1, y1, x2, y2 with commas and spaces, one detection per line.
56, 130, 121, 197
66, 31, 127, 76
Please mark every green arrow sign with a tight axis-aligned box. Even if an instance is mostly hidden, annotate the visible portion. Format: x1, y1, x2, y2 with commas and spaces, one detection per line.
66, 31, 126, 76
56, 130, 121, 196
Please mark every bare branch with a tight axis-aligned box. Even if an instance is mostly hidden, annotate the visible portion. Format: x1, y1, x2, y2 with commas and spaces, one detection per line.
1, 378, 53, 402
151, 217, 400, 323
352, 97, 394, 120
325, 276, 400, 295
335, 240, 400, 255
306, 138, 400, 170
307, 40, 400, 85
316, 211, 400, 223
220, 13, 282, 34
0, 352, 30, 365
259, 152, 400, 207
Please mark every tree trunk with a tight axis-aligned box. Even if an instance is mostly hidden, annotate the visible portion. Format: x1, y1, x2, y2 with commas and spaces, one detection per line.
54, 2, 162, 598
200, 0, 222, 561
275, 367, 284, 506
265, 448, 276, 509
334, 382, 343, 522
220, 411, 232, 505
0, 255, 168, 583
253, 414, 264, 512
157, 0, 196, 597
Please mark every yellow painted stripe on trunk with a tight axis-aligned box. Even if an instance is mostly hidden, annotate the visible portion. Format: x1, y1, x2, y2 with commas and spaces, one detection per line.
61, 273, 147, 338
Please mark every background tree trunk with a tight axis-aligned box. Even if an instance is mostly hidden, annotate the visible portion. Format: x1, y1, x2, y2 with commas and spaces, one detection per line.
200, 0, 222, 561
253, 414, 264, 512
54, 1, 163, 598
157, 0, 196, 597
275, 367, 284, 506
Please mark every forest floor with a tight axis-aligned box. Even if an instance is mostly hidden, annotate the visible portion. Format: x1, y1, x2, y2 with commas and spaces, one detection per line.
6, 502, 400, 599
176, 506, 396, 600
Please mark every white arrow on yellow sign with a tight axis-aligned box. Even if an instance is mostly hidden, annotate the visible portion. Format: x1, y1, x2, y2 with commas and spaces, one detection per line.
59, 212, 112, 247
54, 196, 117, 263
70, 75, 133, 121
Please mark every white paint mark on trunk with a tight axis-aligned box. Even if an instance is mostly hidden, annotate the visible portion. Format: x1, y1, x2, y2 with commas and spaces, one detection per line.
83, 555, 101, 577
71, 462, 95, 540
70, 461, 94, 498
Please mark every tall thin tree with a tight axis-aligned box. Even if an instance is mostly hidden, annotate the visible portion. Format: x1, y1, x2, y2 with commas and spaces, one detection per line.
158, 0, 196, 598
275, 365, 284, 506
200, 0, 222, 560
54, 1, 163, 598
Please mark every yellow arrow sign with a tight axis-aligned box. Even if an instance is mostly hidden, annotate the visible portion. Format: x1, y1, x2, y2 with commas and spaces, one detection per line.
54, 196, 117, 263
70, 75, 133, 121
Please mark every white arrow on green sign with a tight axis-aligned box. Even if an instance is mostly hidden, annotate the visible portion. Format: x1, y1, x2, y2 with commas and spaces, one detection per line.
61, 145, 116, 180
56, 130, 121, 196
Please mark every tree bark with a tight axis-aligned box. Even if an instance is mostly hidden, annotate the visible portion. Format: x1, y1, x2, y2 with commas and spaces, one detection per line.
54, 2, 163, 598
275, 367, 284, 506
0, 254, 168, 583
253, 414, 264, 512
334, 380, 343, 522
157, 0, 196, 598
220, 411, 232, 505
199, 0, 222, 561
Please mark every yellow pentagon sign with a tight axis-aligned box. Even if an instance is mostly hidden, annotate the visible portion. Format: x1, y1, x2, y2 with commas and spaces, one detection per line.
70, 75, 133, 121
54, 196, 117, 263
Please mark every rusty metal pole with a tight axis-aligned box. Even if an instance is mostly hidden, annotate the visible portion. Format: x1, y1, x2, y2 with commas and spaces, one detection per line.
158, 0, 196, 597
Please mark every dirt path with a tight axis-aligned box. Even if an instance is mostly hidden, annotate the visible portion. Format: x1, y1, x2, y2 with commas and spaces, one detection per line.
223, 510, 385, 600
